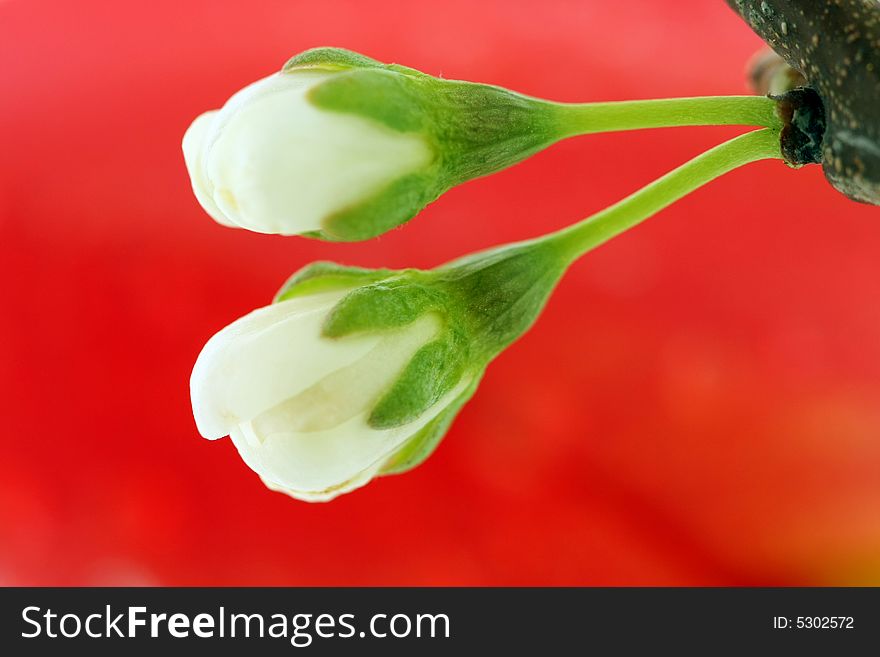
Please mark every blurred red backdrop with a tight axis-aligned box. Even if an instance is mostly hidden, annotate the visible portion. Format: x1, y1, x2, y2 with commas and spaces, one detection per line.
1, 0, 879, 586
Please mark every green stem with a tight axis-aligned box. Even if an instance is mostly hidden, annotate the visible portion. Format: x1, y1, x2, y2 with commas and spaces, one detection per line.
547, 127, 783, 263
552, 95, 781, 138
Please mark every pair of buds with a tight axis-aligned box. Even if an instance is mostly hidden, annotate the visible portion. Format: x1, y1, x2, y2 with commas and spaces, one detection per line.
184, 47, 811, 501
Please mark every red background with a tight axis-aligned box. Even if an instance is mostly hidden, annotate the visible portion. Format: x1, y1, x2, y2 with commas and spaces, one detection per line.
2, 0, 879, 586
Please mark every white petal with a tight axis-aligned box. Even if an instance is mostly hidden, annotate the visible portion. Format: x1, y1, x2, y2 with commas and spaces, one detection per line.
181, 111, 238, 228
254, 312, 440, 432
190, 290, 378, 439
202, 71, 432, 235
230, 378, 469, 501
259, 461, 384, 503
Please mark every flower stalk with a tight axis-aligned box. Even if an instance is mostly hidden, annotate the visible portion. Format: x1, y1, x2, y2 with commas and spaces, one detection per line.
547, 127, 783, 262
554, 95, 781, 138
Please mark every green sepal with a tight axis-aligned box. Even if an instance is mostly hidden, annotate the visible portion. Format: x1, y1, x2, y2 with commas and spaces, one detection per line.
283, 47, 384, 73
379, 374, 481, 475
322, 278, 445, 337
274, 261, 394, 302
439, 239, 567, 356
309, 67, 560, 180
284, 47, 424, 78
371, 241, 565, 455
427, 81, 561, 185
293, 49, 563, 241
320, 172, 441, 241
369, 325, 469, 429
308, 68, 429, 133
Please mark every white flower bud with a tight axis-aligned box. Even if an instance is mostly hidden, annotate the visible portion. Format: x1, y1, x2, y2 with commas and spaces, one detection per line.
182, 70, 432, 236
190, 290, 465, 501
